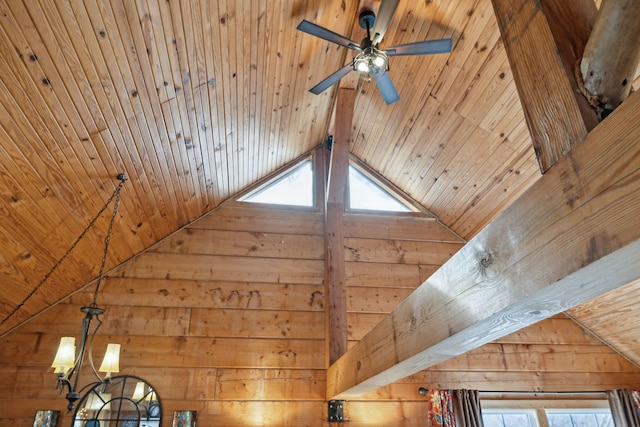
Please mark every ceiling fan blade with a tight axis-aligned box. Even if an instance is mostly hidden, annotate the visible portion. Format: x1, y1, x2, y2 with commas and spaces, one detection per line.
297, 20, 361, 50
371, 0, 400, 45
309, 63, 354, 95
386, 38, 453, 56
374, 72, 399, 105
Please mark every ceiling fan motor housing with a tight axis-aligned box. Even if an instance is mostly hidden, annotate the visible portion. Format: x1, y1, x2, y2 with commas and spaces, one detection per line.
358, 10, 376, 32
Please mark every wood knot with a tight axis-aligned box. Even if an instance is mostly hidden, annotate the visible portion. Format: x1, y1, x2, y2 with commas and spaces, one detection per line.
479, 251, 493, 268
478, 250, 500, 280
409, 316, 417, 332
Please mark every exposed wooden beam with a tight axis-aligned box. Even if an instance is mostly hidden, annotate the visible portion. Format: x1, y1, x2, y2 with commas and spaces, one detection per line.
325, 87, 356, 365
326, 90, 640, 399
491, 0, 599, 172
326, 88, 354, 206
580, 0, 640, 114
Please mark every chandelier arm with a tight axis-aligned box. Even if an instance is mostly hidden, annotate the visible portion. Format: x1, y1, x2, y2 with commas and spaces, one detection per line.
54, 375, 82, 412
71, 310, 93, 396
87, 314, 105, 380
55, 374, 73, 396
64, 377, 112, 413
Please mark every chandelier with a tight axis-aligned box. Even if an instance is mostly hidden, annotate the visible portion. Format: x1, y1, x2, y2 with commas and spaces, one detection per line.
49, 174, 126, 411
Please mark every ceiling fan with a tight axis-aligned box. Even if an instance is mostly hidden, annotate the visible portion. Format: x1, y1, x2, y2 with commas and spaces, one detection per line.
297, 0, 452, 105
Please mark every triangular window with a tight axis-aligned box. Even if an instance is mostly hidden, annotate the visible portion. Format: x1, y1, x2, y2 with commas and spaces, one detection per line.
348, 164, 414, 212
239, 154, 416, 212
240, 159, 313, 207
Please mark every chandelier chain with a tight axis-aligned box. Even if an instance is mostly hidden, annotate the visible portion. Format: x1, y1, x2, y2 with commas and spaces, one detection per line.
0, 175, 126, 328
92, 178, 124, 306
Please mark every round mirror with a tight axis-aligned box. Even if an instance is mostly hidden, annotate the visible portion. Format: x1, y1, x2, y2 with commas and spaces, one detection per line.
71, 375, 161, 427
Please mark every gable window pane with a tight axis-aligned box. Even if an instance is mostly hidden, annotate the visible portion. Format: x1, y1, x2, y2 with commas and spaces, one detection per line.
348, 165, 411, 212
241, 160, 313, 207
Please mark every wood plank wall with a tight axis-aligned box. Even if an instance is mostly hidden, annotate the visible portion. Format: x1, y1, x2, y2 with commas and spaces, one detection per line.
0, 204, 328, 426
343, 212, 465, 343
1, 203, 640, 426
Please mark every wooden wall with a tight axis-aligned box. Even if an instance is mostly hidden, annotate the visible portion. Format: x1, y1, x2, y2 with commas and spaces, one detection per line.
343, 212, 465, 343
2, 202, 640, 426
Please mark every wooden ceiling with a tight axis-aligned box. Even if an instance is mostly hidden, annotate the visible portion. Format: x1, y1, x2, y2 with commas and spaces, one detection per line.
0, 0, 638, 338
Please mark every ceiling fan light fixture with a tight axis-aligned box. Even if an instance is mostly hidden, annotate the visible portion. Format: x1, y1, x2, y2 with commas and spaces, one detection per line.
373, 54, 386, 68
355, 57, 370, 73
297, 0, 451, 103
354, 48, 389, 77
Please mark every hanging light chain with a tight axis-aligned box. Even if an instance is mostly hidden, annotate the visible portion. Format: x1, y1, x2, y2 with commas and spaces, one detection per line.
0, 174, 127, 328
91, 174, 126, 307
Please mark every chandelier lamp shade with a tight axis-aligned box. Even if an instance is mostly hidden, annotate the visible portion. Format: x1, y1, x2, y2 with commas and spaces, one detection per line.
84, 392, 112, 411
131, 382, 147, 401
45, 174, 127, 411
132, 381, 161, 418
132, 381, 156, 402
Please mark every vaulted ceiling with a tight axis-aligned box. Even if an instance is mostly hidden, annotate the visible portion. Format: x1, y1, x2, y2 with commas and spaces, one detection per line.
0, 0, 638, 342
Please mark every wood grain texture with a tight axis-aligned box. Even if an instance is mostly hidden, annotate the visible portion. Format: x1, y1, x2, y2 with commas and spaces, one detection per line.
327, 90, 640, 399
0, 0, 548, 334
3, 1, 640, 424
87, 278, 326, 311
152, 228, 324, 259
325, 88, 354, 364
491, 0, 597, 171
343, 213, 463, 242
567, 278, 640, 367
3, 202, 640, 426
581, 0, 640, 110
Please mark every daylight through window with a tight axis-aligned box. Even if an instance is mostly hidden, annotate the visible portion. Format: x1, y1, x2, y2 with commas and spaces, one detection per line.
348, 165, 412, 212
240, 159, 313, 207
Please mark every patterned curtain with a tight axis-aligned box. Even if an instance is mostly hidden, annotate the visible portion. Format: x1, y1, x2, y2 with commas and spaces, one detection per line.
608, 390, 640, 427
426, 390, 455, 427
425, 389, 484, 427
633, 392, 640, 418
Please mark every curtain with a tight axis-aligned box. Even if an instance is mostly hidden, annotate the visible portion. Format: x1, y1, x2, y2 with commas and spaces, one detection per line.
426, 390, 455, 427
425, 389, 484, 427
608, 390, 640, 427
454, 389, 484, 427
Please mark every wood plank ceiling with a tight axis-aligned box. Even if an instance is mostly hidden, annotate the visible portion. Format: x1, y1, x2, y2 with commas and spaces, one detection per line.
0, 0, 638, 336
